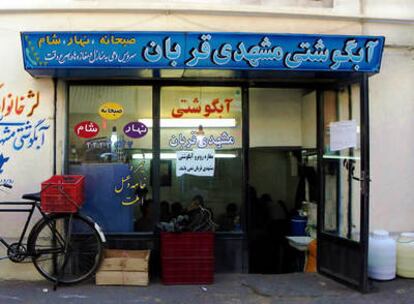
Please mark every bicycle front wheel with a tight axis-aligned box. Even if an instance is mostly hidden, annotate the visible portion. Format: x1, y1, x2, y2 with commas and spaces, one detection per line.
28, 213, 103, 284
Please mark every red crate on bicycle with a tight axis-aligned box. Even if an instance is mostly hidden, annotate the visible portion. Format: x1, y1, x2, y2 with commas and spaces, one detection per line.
41, 175, 85, 213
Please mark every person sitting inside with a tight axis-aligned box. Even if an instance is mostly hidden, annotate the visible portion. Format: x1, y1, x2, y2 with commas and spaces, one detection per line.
218, 203, 239, 231
135, 199, 153, 231
186, 195, 215, 232
171, 201, 184, 219
160, 200, 171, 222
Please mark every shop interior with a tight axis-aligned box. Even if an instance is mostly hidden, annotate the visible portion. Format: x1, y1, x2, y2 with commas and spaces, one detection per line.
248, 88, 317, 273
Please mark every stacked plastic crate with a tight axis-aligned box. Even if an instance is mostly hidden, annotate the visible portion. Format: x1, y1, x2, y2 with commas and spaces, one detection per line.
161, 232, 214, 284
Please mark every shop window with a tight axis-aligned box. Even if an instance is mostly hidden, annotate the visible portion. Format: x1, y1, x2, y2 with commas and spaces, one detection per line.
160, 86, 243, 232
68, 85, 153, 233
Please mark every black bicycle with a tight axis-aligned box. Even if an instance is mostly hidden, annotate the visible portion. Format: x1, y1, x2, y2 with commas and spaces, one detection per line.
0, 183, 105, 285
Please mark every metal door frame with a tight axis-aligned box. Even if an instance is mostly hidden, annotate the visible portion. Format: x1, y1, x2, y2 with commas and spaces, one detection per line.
316, 74, 370, 292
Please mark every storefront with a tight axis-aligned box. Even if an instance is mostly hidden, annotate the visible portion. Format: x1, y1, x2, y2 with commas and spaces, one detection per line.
20, 31, 384, 291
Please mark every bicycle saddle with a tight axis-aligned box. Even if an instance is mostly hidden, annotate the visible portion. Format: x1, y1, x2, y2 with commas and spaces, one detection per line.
22, 192, 41, 201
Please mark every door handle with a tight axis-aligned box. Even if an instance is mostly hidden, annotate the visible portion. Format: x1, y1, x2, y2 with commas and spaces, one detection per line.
352, 176, 371, 182
352, 170, 371, 183
343, 160, 371, 182
354, 171, 371, 196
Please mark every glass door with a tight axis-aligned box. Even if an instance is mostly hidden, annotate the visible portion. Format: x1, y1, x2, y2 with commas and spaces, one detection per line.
317, 76, 370, 292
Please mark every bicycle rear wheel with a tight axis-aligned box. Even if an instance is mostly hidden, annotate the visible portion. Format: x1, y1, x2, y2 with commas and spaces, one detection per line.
28, 213, 103, 284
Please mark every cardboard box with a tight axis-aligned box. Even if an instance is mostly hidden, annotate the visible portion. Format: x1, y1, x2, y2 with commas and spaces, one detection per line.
96, 270, 149, 286
96, 249, 150, 286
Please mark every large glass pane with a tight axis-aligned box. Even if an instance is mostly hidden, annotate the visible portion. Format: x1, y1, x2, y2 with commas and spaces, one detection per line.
160, 86, 243, 232
322, 85, 361, 241
68, 85, 153, 233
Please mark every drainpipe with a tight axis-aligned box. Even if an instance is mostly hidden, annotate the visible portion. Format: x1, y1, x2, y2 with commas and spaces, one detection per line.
53, 77, 57, 175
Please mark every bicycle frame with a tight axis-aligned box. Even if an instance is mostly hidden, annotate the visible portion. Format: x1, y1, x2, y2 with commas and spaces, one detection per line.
0, 185, 105, 288
0, 201, 46, 259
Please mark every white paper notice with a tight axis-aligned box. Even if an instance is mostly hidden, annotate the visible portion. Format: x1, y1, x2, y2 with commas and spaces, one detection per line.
176, 149, 215, 177
329, 120, 357, 151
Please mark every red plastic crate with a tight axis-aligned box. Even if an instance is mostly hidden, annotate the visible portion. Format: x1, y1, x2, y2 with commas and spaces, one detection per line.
161, 232, 214, 284
161, 232, 214, 258
41, 175, 85, 213
161, 257, 214, 285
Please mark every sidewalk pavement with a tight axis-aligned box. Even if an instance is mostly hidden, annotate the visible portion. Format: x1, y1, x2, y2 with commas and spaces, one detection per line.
0, 273, 413, 304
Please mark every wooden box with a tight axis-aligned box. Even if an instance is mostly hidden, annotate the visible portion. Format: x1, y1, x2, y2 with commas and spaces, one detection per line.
96, 249, 150, 286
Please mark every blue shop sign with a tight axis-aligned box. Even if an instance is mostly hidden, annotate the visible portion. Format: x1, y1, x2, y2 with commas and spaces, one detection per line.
21, 31, 384, 74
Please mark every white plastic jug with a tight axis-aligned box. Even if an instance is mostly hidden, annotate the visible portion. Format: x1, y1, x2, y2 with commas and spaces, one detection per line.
368, 230, 396, 280
397, 232, 414, 278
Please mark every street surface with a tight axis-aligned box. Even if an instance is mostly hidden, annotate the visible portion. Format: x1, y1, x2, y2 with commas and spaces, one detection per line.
0, 273, 413, 304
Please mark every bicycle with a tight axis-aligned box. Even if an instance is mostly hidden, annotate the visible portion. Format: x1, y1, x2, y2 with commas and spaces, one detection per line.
0, 182, 106, 286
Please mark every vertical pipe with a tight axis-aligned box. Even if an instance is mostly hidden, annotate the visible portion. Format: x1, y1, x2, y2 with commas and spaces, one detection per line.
360, 74, 370, 293
316, 89, 324, 271
64, 83, 70, 174
241, 85, 249, 273
347, 85, 353, 239
152, 85, 161, 228
53, 78, 57, 175
335, 90, 341, 235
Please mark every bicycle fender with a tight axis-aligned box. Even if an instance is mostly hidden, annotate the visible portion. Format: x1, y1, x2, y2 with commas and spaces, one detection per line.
81, 214, 106, 243
94, 222, 106, 243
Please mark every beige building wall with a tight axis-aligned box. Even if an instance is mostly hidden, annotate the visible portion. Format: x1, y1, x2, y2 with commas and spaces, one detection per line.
0, 0, 413, 279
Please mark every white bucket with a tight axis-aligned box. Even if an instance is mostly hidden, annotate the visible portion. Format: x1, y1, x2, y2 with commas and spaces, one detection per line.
368, 230, 396, 280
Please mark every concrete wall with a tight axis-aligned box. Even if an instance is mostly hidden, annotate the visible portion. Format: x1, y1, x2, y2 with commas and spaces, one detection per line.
301, 91, 317, 149
0, 0, 413, 279
369, 47, 414, 232
250, 89, 303, 147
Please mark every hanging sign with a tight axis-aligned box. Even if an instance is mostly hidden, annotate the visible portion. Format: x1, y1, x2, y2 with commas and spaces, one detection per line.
21, 32, 385, 75
74, 120, 100, 138
329, 120, 358, 151
123, 121, 148, 139
99, 102, 124, 120
176, 149, 215, 177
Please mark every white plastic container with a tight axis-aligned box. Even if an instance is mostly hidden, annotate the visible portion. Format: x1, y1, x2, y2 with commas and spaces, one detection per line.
397, 232, 414, 278
368, 230, 396, 280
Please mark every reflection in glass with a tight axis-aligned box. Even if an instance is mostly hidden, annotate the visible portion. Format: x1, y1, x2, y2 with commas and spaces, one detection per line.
159, 86, 243, 232
68, 85, 153, 233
